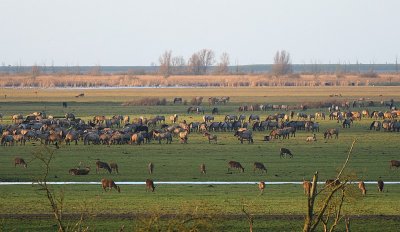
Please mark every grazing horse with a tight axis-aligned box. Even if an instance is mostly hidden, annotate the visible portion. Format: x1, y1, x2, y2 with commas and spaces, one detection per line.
153, 131, 172, 144
131, 133, 144, 145
248, 114, 260, 123
225, 115, 238, 122
234, 129, 253, 144
169, 114, 178, 124
65, 131, 79, 145
280, 148, 293, 158
315, 112, 326, 120
93, 115, 106, 124
146, 118, 158, 128
122, 116, 130, 124
173, 97, 182, 104
84, 133, 100, 145
324, 128, 339, 139
1, 135, 14, 146
369, 121, 381, 131
12, 114, 23, 123
362, 110, 370, 118
203, 115, 214, 123
179, 130, 188, 144
342, 118, 352, 128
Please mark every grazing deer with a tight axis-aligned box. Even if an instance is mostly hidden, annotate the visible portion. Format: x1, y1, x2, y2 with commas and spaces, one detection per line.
200, 163, 206, 174
110, 162, 119, 174
101, 179, 120, 193
146, 179, 155, 192
228, 161, 244, 173
258, 181, 266, 195
303, 180, 312, 196
96, 160, 111, 174
358, 181, 366, 195
14, 157, 27, 168
203, 132, 217, 144
280, 148, 293, 158
378, 179, 384, 192
253, 162, 267, 174
148, 162, 154, 174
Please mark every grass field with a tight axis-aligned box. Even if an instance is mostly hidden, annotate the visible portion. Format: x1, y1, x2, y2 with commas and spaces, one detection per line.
0, 86, 399, 231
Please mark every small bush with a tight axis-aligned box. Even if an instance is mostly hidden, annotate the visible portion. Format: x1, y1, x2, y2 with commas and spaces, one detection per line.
122, 97, 167, 106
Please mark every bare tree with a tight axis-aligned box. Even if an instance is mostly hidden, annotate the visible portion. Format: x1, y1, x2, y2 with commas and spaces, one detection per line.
198, 49, 215, 74
272, 50, 293, 76
171, 56, 186, 75
188, 49, 215, 75
242, 205, 254, 232
31, 63, 41, 77
33, 146, 65, 232
159, 50, 172, 77
303, 140, 356, 232
214, 52, 230, 74
187, 53, 202, 75
89, 64, 102, 76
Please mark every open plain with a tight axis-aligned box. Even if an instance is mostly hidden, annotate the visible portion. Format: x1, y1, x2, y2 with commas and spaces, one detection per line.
0, 86, 399, 231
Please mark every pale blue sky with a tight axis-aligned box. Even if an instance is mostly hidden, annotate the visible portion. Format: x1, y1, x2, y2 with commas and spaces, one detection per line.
0, 0, 399, 66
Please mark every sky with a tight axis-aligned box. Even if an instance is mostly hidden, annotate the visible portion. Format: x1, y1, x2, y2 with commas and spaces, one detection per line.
0, 0, 399, 66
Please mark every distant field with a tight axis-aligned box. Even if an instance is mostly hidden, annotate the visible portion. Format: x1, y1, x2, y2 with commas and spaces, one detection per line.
0, 86, 399, 231
1, 86, 399, 103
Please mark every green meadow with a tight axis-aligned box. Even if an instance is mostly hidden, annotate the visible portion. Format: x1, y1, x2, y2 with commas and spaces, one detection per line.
0, 86, 399, 231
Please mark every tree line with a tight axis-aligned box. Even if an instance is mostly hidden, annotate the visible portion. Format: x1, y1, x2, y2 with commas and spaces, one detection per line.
158, 49, 292, 77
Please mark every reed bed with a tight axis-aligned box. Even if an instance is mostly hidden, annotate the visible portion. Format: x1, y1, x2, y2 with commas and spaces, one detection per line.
0, 74, 399, 88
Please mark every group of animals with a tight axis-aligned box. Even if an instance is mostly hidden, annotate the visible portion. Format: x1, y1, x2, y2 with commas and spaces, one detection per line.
2, 101, 399, 147
14, 157, 399, 195
301, 178, 385, 197
5, 99, 399, 197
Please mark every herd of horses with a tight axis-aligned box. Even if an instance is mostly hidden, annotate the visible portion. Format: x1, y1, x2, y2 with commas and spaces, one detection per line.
1, 104, 399, 148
